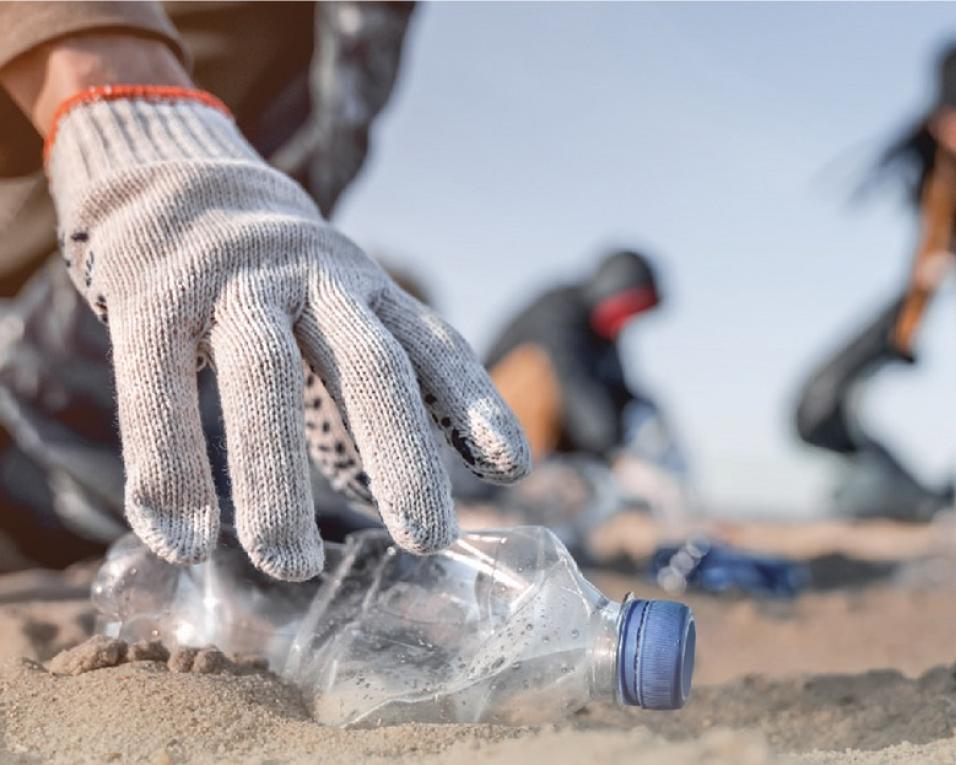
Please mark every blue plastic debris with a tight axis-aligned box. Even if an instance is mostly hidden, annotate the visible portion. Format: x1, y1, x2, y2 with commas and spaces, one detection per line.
651, 538, 809, 598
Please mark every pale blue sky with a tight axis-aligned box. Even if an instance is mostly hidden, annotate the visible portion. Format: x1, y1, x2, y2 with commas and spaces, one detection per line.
336, 2, 956, 518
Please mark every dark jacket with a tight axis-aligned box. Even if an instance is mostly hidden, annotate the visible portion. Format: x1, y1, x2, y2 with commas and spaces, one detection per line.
486, 285, 634, 457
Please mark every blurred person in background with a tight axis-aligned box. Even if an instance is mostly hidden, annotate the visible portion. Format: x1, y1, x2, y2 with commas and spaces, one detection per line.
0, 1, 530, 574
465, 249, 691, 537
794, 43, 956, 522
486, 249, 665, 463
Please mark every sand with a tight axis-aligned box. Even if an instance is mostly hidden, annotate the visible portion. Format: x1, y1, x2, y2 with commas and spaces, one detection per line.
1, 541, 955, 764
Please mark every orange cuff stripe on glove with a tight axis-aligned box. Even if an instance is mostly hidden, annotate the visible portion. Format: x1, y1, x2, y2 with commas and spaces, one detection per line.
44, 85, 232, 164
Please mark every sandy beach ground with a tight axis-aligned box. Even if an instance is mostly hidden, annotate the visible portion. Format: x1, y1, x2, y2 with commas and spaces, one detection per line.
2, 528, 956, 764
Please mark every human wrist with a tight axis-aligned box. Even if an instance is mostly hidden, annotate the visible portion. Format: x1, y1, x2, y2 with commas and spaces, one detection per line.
0, 32, 192, 136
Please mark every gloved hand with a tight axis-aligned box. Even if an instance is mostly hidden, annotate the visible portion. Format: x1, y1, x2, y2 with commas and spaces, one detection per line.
46, 86, 530, 581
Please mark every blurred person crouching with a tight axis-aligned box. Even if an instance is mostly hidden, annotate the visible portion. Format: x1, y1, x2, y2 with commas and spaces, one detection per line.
454, 249, 692, 554
487, 250, 661, 462
794, 43, 956, 522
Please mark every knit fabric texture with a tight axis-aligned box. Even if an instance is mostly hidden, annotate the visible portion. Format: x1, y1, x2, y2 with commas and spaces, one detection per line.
47, 95, 530, 581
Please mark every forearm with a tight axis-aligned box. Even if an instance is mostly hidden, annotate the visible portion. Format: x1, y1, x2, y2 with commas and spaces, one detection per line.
0, 32, 192, 136
892, 147, 956, 353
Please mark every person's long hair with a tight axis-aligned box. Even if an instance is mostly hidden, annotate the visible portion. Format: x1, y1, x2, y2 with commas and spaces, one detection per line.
860, 43, 956, 208
868, 120, 937, 207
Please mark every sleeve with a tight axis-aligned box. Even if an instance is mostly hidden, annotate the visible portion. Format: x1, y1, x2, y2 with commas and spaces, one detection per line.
0, 2, 189, 177
549, 343, 622, 456
0, 1, 188, 72
533, 308, 623, 457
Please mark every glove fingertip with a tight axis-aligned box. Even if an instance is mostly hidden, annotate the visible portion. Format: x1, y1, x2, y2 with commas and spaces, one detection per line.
378, 479, 459, 555
245, 533, 326, 582
388, 513, 460, 555
126, 501, 219, 566
448, 405, 533, 485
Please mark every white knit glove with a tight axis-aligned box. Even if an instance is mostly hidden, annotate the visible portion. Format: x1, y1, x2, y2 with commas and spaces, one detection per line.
46, 87, 530, 581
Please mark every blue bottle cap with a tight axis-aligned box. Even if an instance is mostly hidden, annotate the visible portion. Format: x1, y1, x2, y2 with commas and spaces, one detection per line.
618, 598, 695, 710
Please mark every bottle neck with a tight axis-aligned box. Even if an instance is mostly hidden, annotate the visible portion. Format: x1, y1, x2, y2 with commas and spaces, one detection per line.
587, 599, 624, 705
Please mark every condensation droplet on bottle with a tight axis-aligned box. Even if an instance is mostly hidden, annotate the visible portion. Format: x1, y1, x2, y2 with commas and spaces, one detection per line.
571, 629, 580, 639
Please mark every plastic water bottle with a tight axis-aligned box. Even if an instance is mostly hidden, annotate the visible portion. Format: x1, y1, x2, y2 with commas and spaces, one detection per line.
93, 526, 695, 726
93, 530, 317, 671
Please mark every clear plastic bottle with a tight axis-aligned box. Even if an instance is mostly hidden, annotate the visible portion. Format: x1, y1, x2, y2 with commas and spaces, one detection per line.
93, 530, 319, 670
93, 526, 695, 727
